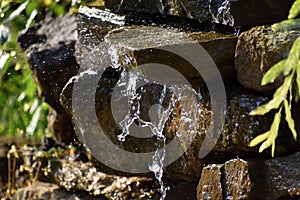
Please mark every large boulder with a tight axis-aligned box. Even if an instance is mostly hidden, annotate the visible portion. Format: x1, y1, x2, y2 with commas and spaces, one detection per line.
18, 14, 79, 143
235, 26, 300, 94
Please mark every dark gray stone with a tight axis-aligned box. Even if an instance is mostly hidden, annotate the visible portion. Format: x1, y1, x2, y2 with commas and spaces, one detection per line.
105, 0, 294, 26
18, 14, 79, 143
105, 0, 212, 23
76, 7, 237, 82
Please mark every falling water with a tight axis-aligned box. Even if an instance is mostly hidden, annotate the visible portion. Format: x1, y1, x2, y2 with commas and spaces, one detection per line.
115, 68, 172, 199
106, 41, 202, 199
208, 0, 234, 26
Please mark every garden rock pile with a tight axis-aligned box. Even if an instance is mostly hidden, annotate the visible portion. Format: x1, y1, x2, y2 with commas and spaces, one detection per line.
17, 1, 300, 199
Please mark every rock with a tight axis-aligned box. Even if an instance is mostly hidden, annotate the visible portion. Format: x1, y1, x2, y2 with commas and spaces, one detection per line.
76, 7, 237, 82
61, 65, 277, 180
235, 26, 300, 94
166, 182, 197, 200
14, 182, 105, 200
223, 159, 252, 199
47, 107, 76, 144
60, 7, 300, 180
197, 152, 300, 200
105, 0, 294, 26
18, 14, 77, 51
49, 160, 159, 199
209, 0, 294, 26
196, 164, 223, 200
18, 14, 79, 143
265, 152, 300, 199
105, 0, 213, 23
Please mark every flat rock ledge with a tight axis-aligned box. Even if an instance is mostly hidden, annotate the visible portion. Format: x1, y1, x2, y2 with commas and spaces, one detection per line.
105, 0, 294, 26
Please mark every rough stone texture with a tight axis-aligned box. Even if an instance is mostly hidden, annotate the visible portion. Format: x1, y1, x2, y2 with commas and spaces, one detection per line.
197, 153, 300, 200
265, 152, 300, 199
14, 182, 105, 200
235, 26, 300, 94
105, 0, 213, 23
18, 14, 79, 143
59, 7, 300, 180
61, 64, 280, 180
223, 159, 251, 199
105, 0, 294, 26
49, 160, 159, 199
76, 7, 237, 84
210, 0, 294, 26
196, 164, 223, 200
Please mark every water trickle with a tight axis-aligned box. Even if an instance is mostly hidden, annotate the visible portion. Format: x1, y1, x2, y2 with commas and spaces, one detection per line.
105, 39, 203, 199
114, 68, 172, 198
208, 0, 234, 26
234, 27, 241, 36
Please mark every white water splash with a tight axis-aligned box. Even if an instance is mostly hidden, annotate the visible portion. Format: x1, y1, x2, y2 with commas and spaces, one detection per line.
208, 0, 234, 26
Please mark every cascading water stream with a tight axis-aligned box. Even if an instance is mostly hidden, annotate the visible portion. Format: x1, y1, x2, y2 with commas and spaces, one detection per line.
107, 41, 204, 200
115, 69, 172, 199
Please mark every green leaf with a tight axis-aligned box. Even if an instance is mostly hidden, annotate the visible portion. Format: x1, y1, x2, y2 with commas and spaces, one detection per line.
288, 37, 300, 59
25, 1, 38, 16
250, 74, 293, 115
284, 99, 297, 140
258, 108, 281, 157
272, 18, 300, 32
0, 52, 10, 70
296, 61, 300, 102
2, 0, 29, 24
284, 54, 298, 75
25, 9, 37, 28
288, 0, 300, 19
262, 59, 287, 85
249, 131, 270, 147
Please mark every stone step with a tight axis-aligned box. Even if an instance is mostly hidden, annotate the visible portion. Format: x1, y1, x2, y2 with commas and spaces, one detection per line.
105, 0, 294, 26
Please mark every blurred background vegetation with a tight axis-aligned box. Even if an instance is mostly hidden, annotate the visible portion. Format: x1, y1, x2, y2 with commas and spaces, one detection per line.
0, 0, 104, 140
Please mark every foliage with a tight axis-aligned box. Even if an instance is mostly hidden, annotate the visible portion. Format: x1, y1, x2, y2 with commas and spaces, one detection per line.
250, 1, 300, 157
0, 0, 104, 139
272, 0, 300, 31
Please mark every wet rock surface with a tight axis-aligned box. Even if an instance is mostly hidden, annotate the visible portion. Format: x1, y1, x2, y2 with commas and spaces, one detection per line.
76, 6, 237, 80
106, 0, 294, 26
14, 3, 300, 200
49, 160, 160, 199
105, 0, 213, 23
196, 164, 223, 200
235, 26, 300, 93
18, 14, 79, 143
14, 182, 105, 200
59, 7, 300, 180
197, 152, 300, 200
